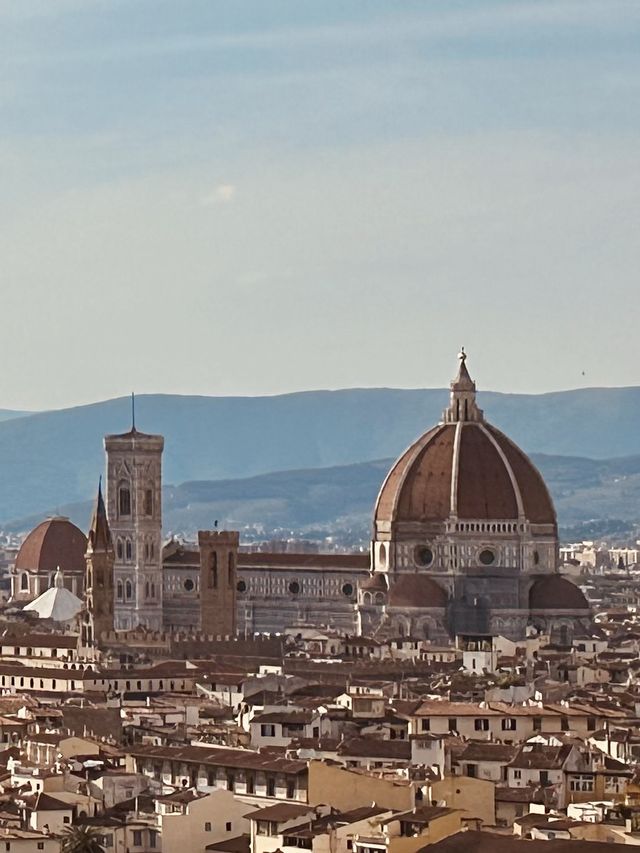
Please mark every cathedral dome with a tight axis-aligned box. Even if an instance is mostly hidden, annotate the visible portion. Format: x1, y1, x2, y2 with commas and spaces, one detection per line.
529, 575, 589, 610
374, 354, 556, 529
388, 575, 447, 608
15, 517, 87, 573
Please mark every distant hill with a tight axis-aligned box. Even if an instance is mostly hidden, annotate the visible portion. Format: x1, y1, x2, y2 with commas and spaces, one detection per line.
6, 451, 640, 543
0, 410, 32, 422
1, 385, 640, 522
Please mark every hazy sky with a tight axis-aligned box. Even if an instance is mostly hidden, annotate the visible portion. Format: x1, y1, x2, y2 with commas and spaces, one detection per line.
1, 0, 639, 409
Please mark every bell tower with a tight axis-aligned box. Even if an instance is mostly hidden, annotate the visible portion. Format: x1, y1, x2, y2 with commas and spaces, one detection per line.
198, 530, 239, 636
105, 408, 164, 631
82, 481, 115, 649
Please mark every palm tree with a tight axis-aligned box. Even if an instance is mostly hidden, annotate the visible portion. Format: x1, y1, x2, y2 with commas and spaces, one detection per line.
61, 825, 105, 853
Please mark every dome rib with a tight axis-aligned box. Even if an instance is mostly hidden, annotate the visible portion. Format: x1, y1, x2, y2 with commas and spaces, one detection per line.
449, 421, 463, 517
374, 424, 451, 525
479, 423, 525, 518
485, 424, 556, 526
455, 423, 519, 520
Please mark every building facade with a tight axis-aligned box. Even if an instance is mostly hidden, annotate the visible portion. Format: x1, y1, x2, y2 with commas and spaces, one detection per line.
12, 353, 592, 644
357, 352, 591, 641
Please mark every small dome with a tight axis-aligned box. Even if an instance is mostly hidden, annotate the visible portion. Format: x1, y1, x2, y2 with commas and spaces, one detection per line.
22, 570, 83, 622
15, 517, 87, 573
360, 573, 388, 592
388, 575, 447, 609
529, 575, 589, 610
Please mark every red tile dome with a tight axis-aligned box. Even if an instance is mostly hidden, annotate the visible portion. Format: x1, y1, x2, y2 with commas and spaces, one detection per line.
374, 354, 556, 529
15, 517, 87, 573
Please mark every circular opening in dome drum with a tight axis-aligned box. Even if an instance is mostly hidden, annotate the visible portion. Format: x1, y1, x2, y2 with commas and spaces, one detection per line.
479, 548, 495, 566
289, 581, 300, 595
183, 578, 195, 592
342, 583, 353, 597
414, 546, 434, 567
236, 580, 247, 593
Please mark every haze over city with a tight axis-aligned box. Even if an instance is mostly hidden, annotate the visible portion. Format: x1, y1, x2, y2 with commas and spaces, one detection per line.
1, 0, 639, 409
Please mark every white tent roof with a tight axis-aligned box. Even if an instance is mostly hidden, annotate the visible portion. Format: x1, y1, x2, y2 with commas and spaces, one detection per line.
23, 567, 82, 622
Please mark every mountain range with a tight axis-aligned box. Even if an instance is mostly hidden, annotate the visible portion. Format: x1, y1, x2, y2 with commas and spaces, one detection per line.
1, 386, 639, 530
5, 450, 640, 544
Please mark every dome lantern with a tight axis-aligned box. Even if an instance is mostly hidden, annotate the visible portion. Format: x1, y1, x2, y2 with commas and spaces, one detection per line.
443, 348, 484, 424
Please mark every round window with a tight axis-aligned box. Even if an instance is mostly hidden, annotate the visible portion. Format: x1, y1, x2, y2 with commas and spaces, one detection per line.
342, 583, 353, 597
237, 580, 247, 593
289, 581, 300, 595
414, 545, 434, 567
479, 549, 495, 566
183, 578, 194, 592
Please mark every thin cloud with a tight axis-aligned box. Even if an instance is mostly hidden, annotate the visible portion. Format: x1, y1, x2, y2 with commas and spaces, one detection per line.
201, 184, 236, 207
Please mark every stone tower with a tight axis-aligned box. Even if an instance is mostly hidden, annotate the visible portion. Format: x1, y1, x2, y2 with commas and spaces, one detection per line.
198, 530, 239, 636
82, 481, 115, 648
105, 421, 164, 631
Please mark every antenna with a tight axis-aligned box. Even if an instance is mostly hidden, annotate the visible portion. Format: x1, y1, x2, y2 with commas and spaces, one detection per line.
131, 392, 136, 431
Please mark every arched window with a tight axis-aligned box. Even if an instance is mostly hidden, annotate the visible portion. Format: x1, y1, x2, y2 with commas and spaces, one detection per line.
126, 540, 133, 561
151, 582, 155, 599
117, 539, 123, 560
125, 580, 133, 600
144, 542, 149, 560
119, 485, 131, 516
150, 542, 155, 558
228, 552, 234, 585
209, 552, 218, 588
20, 573, 29, 592
116, 580, 123, 600
145, 582, 150, 599
144, 489, 153, 517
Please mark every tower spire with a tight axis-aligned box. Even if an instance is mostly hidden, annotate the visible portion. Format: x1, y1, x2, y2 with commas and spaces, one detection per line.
443, 348, 484, 423
131, 392, 136, 432
87, 478, 113, 553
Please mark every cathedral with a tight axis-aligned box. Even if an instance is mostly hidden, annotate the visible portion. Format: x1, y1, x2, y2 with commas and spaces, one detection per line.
9, 353, 591, 646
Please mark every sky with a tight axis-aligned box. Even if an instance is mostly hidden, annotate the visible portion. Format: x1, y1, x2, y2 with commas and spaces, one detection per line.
0, 0, 639, 410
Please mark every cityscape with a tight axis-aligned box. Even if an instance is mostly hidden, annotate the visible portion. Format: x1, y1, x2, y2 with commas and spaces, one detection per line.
1, 3, 639, 853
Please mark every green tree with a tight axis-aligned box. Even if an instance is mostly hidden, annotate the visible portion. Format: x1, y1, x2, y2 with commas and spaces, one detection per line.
61, 825, 105, 853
